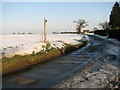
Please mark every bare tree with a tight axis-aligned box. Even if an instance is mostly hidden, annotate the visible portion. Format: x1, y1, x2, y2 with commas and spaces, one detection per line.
74, 19, 88, 34
99, 21, 111, 30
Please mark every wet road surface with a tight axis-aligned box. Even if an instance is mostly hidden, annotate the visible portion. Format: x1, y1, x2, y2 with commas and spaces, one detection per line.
2, 35, 119, 88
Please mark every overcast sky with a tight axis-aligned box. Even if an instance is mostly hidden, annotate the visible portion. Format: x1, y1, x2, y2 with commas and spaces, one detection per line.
2, 2, 115, 34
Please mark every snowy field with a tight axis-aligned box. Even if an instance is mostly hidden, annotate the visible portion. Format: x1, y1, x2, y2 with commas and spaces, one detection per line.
0, 34, 90, 59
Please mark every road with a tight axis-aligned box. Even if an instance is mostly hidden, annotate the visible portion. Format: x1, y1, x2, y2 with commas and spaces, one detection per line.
2, 35, 120, 88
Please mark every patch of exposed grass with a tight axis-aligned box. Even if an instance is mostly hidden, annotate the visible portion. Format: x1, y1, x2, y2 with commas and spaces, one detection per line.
42, 45, 46, 49
62, 42, 85, 49
3, 48, 7, 50
8, 46, 13, 48
2, 52, 5, 57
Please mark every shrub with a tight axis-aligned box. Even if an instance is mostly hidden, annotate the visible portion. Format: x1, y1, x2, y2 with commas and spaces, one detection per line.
94, 30, 108, 36
94, 29, 120, 41
108, 30, 120, 41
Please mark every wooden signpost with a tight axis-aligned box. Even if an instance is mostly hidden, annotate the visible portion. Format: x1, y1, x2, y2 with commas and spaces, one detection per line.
44, 18, 47, 43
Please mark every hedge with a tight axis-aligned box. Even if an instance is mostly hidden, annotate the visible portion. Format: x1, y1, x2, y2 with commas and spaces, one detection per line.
94, 29, 120, 41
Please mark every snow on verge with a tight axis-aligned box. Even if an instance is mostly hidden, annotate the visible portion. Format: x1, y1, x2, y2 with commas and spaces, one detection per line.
0, 34, 90, 59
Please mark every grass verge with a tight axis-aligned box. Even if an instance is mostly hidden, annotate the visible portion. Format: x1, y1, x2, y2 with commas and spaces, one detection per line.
2, 41, 87, 75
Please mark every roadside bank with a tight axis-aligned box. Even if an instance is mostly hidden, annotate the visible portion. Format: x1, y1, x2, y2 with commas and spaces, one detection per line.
2, 41, 88, 75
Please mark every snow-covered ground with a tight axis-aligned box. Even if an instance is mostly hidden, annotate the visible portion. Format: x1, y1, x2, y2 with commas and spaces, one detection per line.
0, 34, 90, 59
